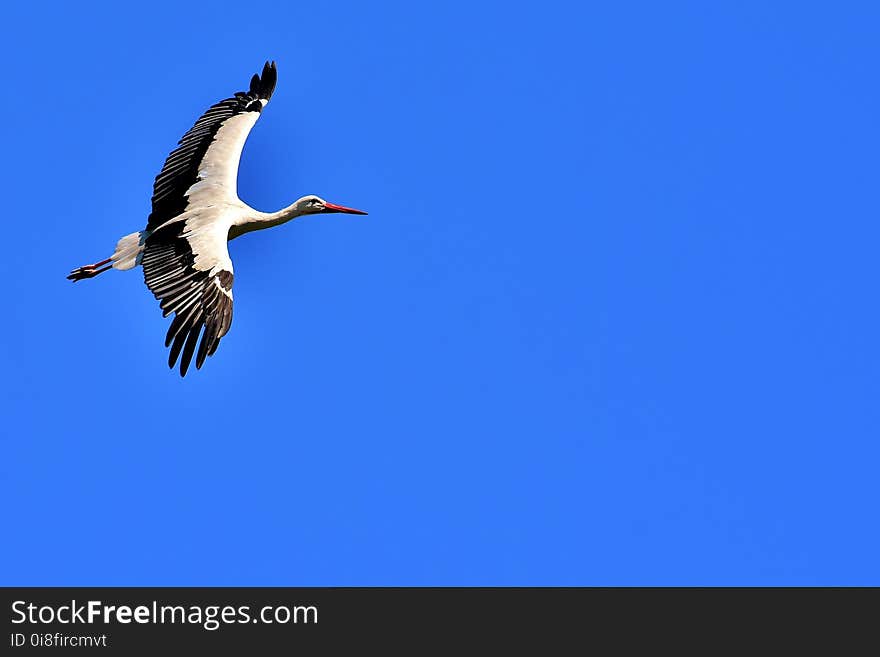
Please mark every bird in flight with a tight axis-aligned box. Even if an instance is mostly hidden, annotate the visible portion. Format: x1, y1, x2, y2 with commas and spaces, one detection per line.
68, 61, 367, 376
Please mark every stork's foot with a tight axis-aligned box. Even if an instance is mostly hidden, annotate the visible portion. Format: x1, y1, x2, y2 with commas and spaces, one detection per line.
67, 258, 112, 282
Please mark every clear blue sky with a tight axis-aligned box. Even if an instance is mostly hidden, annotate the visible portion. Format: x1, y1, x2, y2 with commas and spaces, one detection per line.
1, 1, 878, 585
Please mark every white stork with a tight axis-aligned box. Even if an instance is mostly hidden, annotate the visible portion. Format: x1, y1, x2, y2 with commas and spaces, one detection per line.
68, 61, 367, 376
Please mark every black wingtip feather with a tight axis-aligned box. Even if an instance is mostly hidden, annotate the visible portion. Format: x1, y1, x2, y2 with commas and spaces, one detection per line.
195, 319, 214, 370
168, 330, 187, 369
179, 325, 202, 377
248, 60, 277, 101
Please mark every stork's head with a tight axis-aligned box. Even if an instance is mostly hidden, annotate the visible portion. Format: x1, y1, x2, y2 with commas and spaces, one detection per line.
295, 195, 368, 216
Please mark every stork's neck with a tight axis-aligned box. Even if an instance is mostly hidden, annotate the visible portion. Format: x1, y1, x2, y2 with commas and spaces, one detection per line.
230, 202, 305, 239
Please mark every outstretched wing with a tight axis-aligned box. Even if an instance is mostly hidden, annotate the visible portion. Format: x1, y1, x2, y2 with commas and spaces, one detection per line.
146, 61, 277, 232
142, 218, 234, 377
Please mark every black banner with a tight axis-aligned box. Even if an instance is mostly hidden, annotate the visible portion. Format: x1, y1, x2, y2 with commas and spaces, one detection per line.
1, 587, 874, 651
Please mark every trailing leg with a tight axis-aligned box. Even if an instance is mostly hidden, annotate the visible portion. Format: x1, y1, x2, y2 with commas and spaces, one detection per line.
67, 258, 112, 282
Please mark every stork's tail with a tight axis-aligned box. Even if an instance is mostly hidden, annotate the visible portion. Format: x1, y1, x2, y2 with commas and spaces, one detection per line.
67, 231, 147, 282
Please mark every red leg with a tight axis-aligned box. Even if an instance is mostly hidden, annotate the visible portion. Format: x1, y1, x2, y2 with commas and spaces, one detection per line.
82, 257, 112, 269
67, 258, 113, 282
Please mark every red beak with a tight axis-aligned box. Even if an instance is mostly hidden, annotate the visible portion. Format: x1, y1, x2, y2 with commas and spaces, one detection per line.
322, 201, 368, 215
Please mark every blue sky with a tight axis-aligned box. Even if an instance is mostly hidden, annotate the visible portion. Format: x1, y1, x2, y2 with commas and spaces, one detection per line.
1, 1, 878, 585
